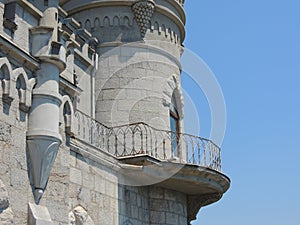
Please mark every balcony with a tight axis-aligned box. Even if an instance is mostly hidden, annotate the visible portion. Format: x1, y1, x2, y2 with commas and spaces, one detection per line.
71, 110, 230, 223
74, 110, 222, 172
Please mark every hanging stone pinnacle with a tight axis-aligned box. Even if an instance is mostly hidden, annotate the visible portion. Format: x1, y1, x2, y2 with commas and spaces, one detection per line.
132, 0, 155, 38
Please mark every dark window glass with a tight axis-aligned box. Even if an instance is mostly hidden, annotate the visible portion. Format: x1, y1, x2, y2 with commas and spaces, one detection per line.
170, 100, 179, 157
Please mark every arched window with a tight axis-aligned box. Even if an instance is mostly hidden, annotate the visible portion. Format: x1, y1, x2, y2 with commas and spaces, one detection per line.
170, 94, 179, 157
16, 74, 26, 109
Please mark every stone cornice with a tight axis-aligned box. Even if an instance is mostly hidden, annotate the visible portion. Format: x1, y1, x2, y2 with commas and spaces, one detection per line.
62, 1, 185, 43
16, 0, 43, 19
0, 34, 40, 71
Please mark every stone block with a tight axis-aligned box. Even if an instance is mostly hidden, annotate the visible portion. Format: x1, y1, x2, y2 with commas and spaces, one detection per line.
28, 203, 53, 225
164, 190, 177, 201
47, 178, 68, 202
47, 200, 69, 224
150, 211, 165, 224
95, 193, 104, 208
150, 199, 168, 211
105, 181, 117, 198
70, 167, 82, 185
94, 176, 105, 194
179, 215, 187, 224
76, 154, 91, 173
169, 201, 185, 216
69, 183, 81, 199
77, 187, 91, 207
98, 210, 113, 225
82, 171, 94, 189
10, 168, 28, 189
166, 212, 179, 225
9, 187, 27, 213
138, 208, 149, 223
131, 205, 138, 219
69, 151, 77, 167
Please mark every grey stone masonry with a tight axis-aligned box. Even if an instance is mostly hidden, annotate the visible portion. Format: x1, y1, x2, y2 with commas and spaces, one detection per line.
0, 0, 230, 225
28, 203, 53, 225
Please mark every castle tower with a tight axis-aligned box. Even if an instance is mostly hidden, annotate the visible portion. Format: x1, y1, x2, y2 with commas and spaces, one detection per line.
0, 0, 230, 224
61, 0, 185, 132
59, 1, 229, 224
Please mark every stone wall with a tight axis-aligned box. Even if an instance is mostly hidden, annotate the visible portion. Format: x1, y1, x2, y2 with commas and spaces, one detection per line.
95, 45, 183, 132
68, 144, 188, 225
149, 187, 187, 225
0, 56, 34, 224
0, 101, 70, 225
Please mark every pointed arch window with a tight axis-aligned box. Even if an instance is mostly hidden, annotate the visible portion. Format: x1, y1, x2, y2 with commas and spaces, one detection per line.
170, 96, 179, 157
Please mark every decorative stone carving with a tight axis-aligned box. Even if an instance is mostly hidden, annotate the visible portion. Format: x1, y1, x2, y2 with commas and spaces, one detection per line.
27, 6, 64, 204
187, 193, 222, 225
27, 136, 61, 204
0, 179, 14, 224
132, 0, 155, 37
69, 206, 94, 225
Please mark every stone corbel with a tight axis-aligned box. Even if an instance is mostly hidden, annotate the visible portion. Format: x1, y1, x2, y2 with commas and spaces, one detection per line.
27, 136, 61, 204
187, 193, 222, 225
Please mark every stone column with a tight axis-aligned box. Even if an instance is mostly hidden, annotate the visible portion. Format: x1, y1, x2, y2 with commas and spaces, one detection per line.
26, 0, 66, 204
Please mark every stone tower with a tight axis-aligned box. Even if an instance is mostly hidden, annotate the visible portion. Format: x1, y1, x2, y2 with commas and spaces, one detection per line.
0, 0, 230, 224
61, 0, 186, 131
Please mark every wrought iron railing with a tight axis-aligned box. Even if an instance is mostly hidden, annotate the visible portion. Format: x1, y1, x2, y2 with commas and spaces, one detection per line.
173, 0, 185, 6
74, 110, 221, 172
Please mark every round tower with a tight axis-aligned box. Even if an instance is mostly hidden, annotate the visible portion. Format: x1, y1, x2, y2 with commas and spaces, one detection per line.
61, 0, 186, 132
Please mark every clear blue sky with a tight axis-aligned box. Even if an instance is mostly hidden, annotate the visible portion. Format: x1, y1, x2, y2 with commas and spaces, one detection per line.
182, 1, 300, 224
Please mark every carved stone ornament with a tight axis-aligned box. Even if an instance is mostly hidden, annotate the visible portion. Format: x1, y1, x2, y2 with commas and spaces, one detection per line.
27, 136, 61, 204
0, 179, 14, 224
187, 193, 222, 225
132, 0, 155, 37
69, 206, 95, 225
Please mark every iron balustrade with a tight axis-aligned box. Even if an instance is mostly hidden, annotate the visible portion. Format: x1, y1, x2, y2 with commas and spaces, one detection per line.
173, 0, 185, 6
74, 110, 222, 172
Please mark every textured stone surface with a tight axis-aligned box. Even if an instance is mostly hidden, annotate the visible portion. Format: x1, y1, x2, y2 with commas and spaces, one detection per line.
28, 203, 53, 225
0, 179, 9, 209
0, 179, 13, 224
0, 121, 11, 143
69, 206, 95, 225
0, 207, 14, 224
0, 1, 227, 225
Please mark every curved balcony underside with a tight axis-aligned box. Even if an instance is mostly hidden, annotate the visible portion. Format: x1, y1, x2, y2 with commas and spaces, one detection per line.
70, 110, 230, 224
70, 130, 230, 225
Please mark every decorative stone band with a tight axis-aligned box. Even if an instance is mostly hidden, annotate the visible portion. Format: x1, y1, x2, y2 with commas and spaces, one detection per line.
132, 0, 155, 37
